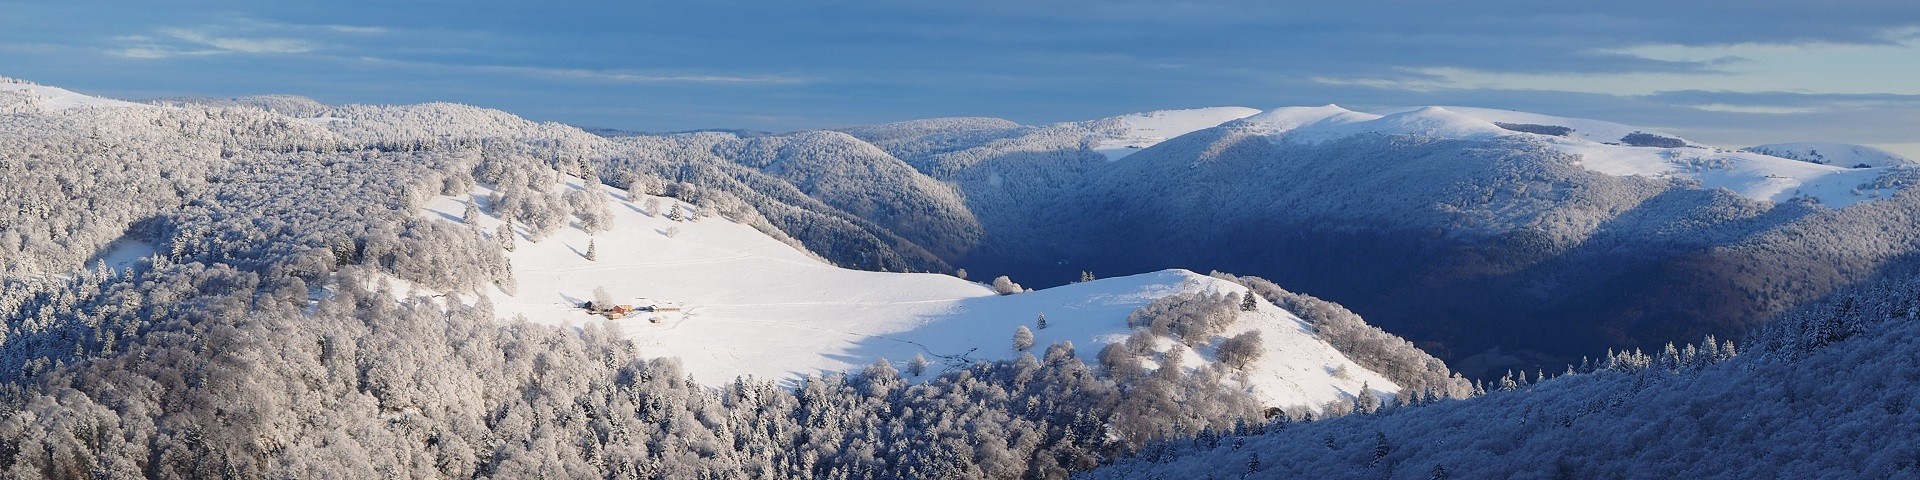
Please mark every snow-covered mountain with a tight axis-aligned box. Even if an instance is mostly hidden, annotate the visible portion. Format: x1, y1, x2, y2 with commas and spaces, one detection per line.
1741, 142, 1916, 168
1229, 105, 1893, 207
811, 103, 1920, 377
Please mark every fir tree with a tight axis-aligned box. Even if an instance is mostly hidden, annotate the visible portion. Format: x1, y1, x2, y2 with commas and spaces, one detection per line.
462, 200, 480, 224
496, 222, 516, 252
1371, 431, 1392, 466
1356, 383, 1381, 414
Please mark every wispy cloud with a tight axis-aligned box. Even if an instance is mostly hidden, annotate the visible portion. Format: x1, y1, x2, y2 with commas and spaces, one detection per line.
322, 25, 387, 35
1687, 104, 1824, 115
538, 68, 805, 84
158, 27, 317, 54
106, 20, 339, 59
356, 56, 808, 85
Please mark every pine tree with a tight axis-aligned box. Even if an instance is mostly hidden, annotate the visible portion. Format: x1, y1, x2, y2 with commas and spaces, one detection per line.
1240, 291, 1258, 311
1036, 313, 1048, 330
585, 239, 597, 261
462, 201, 480, 224
1356, 383, 1381, 414
496, 222, 515, 252
1371, 432, 1391, 466
1079, 271, 1094, 283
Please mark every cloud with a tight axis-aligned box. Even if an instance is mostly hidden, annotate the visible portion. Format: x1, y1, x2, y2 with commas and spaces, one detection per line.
1687, 104, 1825, 115
322, 25, 387, 35
538, 68, 805, 85
353, 56, 806, 85
158, 28, 317, 54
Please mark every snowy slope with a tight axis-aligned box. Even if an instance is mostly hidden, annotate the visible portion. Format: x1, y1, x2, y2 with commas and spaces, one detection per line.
420, 177, 1398, 409
0, 81, 145, 110
1225, 104, 1906, 207
1089, 107, 1261, 160
1430, 106, 1691, 146
1741, 142, 1915, 168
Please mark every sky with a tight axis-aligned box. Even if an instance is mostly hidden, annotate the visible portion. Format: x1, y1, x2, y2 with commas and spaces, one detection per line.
3, 1, 1919, 157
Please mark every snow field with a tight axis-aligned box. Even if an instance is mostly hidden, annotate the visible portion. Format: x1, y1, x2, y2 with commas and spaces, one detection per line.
419, 175, 1399, 409
1225, 104, 1909, 207
1091, 106, 1262, 160
0, 82, 146, 111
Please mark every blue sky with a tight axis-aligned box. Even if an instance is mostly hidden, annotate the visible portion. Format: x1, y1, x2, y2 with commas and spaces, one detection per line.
4, 1, 1919, 156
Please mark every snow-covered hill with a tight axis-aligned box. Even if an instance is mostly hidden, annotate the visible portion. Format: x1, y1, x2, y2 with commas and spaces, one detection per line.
0, 80, 145, 111
1741, 142, 1916, 169
419, 177, 1400, 409
1226, 104, 1901, 207
1086, 107, 1261, 160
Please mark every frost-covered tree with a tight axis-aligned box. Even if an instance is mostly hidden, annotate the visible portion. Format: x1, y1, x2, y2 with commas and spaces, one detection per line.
1013, 325, 1035, 352
462, 200, 480, 224
496, 222, 516, 252
908, 353, 931, 377
592, 285, 614, 308
992, 275, 1022, 295
1218, 330, 1264, 369
1354, 384, 1381, 414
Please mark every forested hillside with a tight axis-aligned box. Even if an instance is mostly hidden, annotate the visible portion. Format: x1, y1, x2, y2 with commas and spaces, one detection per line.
0, 79, 1461, 478
1089, 267, 1920, 479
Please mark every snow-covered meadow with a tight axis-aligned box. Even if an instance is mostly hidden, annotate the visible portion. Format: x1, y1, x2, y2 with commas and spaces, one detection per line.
421, 176, 1399, 409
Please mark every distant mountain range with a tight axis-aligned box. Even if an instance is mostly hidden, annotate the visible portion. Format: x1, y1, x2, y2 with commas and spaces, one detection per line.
685, 101, 1920, 376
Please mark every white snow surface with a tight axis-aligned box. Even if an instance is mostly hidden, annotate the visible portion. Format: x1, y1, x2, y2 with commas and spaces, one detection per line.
1425, 105, 1691, 146
1741, 142, 1916, 169
1230, 104, 1906, 208
421, 177, 1398, 409
1090, 106, 1261, 160
0, 82, 145, 111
